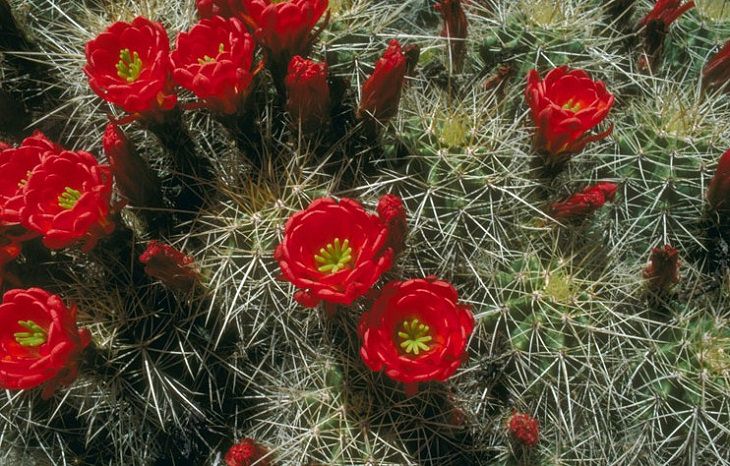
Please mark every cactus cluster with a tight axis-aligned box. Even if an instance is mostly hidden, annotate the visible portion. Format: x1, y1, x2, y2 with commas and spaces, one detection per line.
1, 0, 730, 465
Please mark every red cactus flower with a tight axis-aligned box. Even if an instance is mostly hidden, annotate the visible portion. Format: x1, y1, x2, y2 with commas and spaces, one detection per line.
84, 17, 177, 117
706, 149, 730, 214
435, 0, 468, 71
19, 143, 115, 251
196, 0, 246, 19
359, 277, 474, 386
103, 123, 162, 208
274, 197, 394, 308
376, 193, 407, 255
139, 241, 201, 292
171, 16, 256, 114
638, 0, 695, 30
507, 412, 539, 447
357, 40, 408, 123
0, 131, 60, 226
243, 0, 328, 65
0, 288, 91, 399
285, 56, 331, 132
550, 182, 617, 221
525, 66, 614, 162
224, 438, 271, 466
0, 141, 9, 151
703, 40, 730, 92
643, 244, 680, 291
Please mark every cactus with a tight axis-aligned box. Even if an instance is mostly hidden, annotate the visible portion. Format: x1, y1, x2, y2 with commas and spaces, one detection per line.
1, 0, 729, 465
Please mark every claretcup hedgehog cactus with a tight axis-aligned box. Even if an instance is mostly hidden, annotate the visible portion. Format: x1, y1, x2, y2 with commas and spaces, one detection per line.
0, 0, 729, 465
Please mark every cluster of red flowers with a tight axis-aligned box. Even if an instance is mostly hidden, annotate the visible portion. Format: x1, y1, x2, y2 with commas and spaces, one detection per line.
84, 1, 415, 131
275, 195, 475, 391
0, 288, 91, 398
0, 132, 115, 252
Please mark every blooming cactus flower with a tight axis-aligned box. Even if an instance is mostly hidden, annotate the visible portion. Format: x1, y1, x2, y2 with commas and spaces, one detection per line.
0, 288, 91, 399
274, 197, 395, 308
84, 17, 177, 116
244, 0, 328, 65
706, 149, 730, 214
704, 41, 730, 92
171, 16, 256, 114
285, 56, 331, 132
507, 412, 539, 447
139, 241, 201, 292
643, 244, 680, 292
195, 0, 246, 18
357, 40, 408, 123
550, 182, 617, 221
18, 137, 115, 251
525, 66, 614, 162
358, 277, 474, 386
224, 438, 271, 466
0, 132, 60, 225
435, 0, 468, 71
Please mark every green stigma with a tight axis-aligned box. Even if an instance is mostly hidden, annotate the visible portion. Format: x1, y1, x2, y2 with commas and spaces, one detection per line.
398, 318, 433, 355
314, 238, 353, 273
14, 320, 48, 347
561, 98, 582, 112
198, 43, 225, 65
116, 49, 143, 83
58, 187, 82, 210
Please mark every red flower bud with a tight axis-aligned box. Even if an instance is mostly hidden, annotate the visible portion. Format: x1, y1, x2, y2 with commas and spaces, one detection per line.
103, 123, 162, 208
525, 67, 614, 161
358, 40, 408, 122
507, 412, 539, 447
224, 438, 271, 466
0, 132, 61, 226
18, 136, 115, 252
0, 226, 23, 267
706, 149, 730, 214
435, 0, 468, 72
84, 17, 177, 117
196, 0, 246, 19
244, 0, 328, 66
376, 194, 407, 255
638, 0, 695, 31
285, 56, 331, 132
275, 198, 393, 307
704, 41, 730, 92
643, 244, 680, 291
359, 277, 474, 385
171, 17, 256, 114
550, 182, 617, 221
139, 241, 201, 292
0, 288, 91, 399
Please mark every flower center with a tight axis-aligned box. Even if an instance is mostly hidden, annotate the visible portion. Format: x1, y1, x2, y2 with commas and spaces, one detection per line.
17, 170, 32, 189
561, 98, 582, 112
58, 187, 82, 209
116, 48, 143, 83
14, 320, 47, 347
397, 318, 433, 355
198, 43, 226, 65
314, 238, 353, 273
